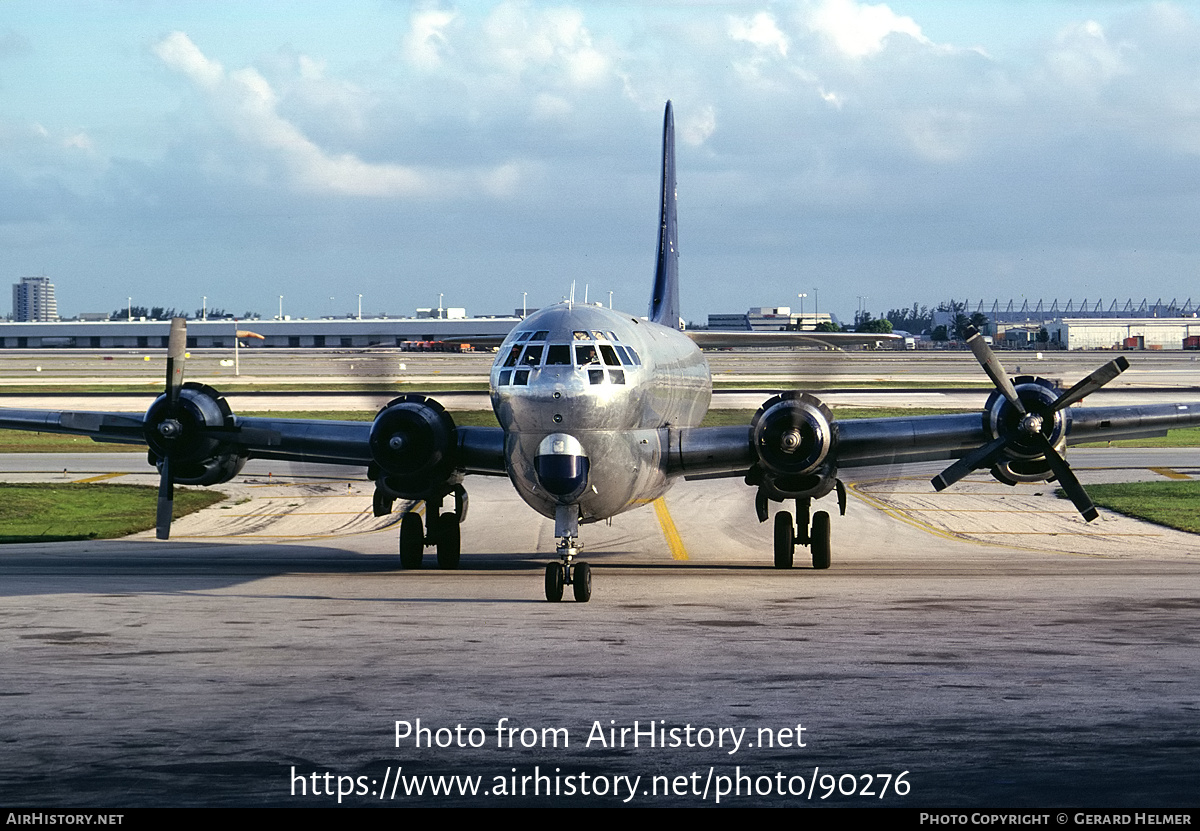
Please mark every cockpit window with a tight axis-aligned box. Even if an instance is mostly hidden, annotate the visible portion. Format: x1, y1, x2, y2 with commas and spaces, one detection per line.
530, 330, 548, 341
591, 330, 606, 340
546, 344, 571, 365
516, 331, 533, 342
573, 331, 590, 340
521, 344, 543, 366
588, 369, 605, 385
503, 344, 522, 367
599, 344, 621, 366
575, 344, 600, 366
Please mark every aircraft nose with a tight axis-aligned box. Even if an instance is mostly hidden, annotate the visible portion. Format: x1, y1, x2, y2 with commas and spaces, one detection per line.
535, 433, 590, 499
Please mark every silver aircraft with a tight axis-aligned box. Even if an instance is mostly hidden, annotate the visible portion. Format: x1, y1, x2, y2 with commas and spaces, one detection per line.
4, 101, 1200, 603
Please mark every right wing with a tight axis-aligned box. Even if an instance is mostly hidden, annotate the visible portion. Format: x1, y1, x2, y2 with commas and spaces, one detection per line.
668, 330, 1200, 524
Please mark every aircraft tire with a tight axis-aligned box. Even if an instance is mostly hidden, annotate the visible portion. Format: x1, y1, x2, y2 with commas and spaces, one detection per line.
572, 562, 592, 603
774, 510, 794, 569
811, 511, 831, 570
545, 563, 565, 602
435, 512, 461, 570
399, 512, 424, 569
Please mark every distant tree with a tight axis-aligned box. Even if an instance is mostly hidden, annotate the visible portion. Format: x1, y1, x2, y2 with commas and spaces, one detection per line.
815, 321, 841, 332
1036, 327, 1049, 343
931, 325, 949, 342
884, 303, 932, 332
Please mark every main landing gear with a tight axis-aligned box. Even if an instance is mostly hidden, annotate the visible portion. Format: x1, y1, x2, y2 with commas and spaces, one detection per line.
762, 486, 844, 570
395, 487, 466, 570
545, 504, 591, 602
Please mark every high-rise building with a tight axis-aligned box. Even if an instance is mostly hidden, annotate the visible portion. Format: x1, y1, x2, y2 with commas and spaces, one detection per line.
12, 276, 58, 322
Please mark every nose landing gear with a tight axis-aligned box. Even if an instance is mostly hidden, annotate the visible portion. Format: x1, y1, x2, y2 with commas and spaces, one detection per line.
545, 504, 591, 602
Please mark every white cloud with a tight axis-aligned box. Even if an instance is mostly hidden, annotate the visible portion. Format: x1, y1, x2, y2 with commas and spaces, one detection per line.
154, 31, 521, 199
482, 3, 611, 88
729, 12, 789, 58
680, 106, 716, 146
804, 0, 929, 58
1044, 19, 1128, 91
403, 8, 457, 71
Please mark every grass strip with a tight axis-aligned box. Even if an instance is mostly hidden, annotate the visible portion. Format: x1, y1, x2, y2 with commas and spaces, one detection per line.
1081, 480, 1200, 535
0, 483, 226, 543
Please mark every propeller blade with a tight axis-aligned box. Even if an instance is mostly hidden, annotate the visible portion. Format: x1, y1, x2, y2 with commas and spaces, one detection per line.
1035, 434, 1099, 522
1051, 356, 1130, 411
931, 434, 1010, 492
155, 455, 174, 540
965, 326, 1025, 415
165, 317, 187, 404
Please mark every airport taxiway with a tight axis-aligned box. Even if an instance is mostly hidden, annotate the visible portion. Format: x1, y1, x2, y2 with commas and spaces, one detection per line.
0, 448, 1197, 808
1, 349, 1198, 808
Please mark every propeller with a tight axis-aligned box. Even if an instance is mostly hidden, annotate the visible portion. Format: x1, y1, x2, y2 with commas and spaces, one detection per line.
155, 318, 187, 539
932, 326, 1129, 522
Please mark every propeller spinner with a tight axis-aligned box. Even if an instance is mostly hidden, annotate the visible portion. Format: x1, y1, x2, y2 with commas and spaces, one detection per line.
931, 326, 1129, 522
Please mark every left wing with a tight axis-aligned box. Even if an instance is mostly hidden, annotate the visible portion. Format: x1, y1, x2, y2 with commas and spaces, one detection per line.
0, 318, 505, 540
668, 328, 1200, 525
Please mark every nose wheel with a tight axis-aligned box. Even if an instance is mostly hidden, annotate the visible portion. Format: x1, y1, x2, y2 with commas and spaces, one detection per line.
544, 559, 591, 603
545, 504, 590, 602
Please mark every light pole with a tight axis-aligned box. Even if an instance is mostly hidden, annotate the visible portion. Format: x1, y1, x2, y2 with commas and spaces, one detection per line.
357, 294, 363, 320
608, 291, 613, 310
278, 295, 284, 320
202, 296, 207, 321
813, 287, 819, 328
127, 297, 131, 322
438, 293, 444, 319
522, 292, 527, 318
797, 292, 807, 330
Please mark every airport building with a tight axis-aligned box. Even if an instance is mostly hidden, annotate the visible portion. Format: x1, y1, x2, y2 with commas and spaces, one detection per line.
1046, 318, 1200, 351
708, 306, 836, 331
11, 276, 58, 322
0, 316, 521, 349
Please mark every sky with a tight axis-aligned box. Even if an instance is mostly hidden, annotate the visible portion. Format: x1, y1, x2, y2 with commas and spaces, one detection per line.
2, 1, 1200, 324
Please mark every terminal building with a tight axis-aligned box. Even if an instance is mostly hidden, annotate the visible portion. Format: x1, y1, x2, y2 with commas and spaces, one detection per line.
0, 316, 521, 350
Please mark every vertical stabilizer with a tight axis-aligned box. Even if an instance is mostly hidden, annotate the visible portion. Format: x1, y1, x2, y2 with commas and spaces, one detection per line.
648, 101, 681, 329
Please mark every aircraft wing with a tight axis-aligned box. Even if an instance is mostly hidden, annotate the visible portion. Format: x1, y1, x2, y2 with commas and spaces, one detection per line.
669, 328, 1200, 525
687, 330, 902, 349
0, 319, 506, 541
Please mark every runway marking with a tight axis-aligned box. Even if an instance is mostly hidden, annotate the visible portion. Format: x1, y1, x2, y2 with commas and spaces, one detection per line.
73, 472, 127, 483
652, 497, 689, 561
1149, 467, 1191, 480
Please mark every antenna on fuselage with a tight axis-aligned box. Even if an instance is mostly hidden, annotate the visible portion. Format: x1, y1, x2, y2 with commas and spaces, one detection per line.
569, 281, 575, 309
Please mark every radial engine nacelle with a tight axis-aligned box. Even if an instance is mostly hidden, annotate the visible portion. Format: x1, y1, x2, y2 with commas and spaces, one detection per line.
143, 383, 247, 486
368, 394, 459, 499
749, 391, 838, 501
982, 375, 1070, 485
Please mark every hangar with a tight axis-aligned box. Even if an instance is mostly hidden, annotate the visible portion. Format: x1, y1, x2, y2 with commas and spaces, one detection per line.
1047, 317, 1200, 350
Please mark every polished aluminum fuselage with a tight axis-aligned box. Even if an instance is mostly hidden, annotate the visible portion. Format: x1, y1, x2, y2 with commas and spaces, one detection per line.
490, 303, 710, 523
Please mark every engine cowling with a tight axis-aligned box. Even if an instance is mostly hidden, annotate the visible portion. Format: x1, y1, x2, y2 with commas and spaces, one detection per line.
143, 382, 247, 486
982, 375, 1071, 485
749, 391, 838, 501
369, 395, 459, 499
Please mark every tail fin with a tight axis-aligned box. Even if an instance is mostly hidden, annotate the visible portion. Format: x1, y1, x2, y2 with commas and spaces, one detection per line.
648, 101, 681, 330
